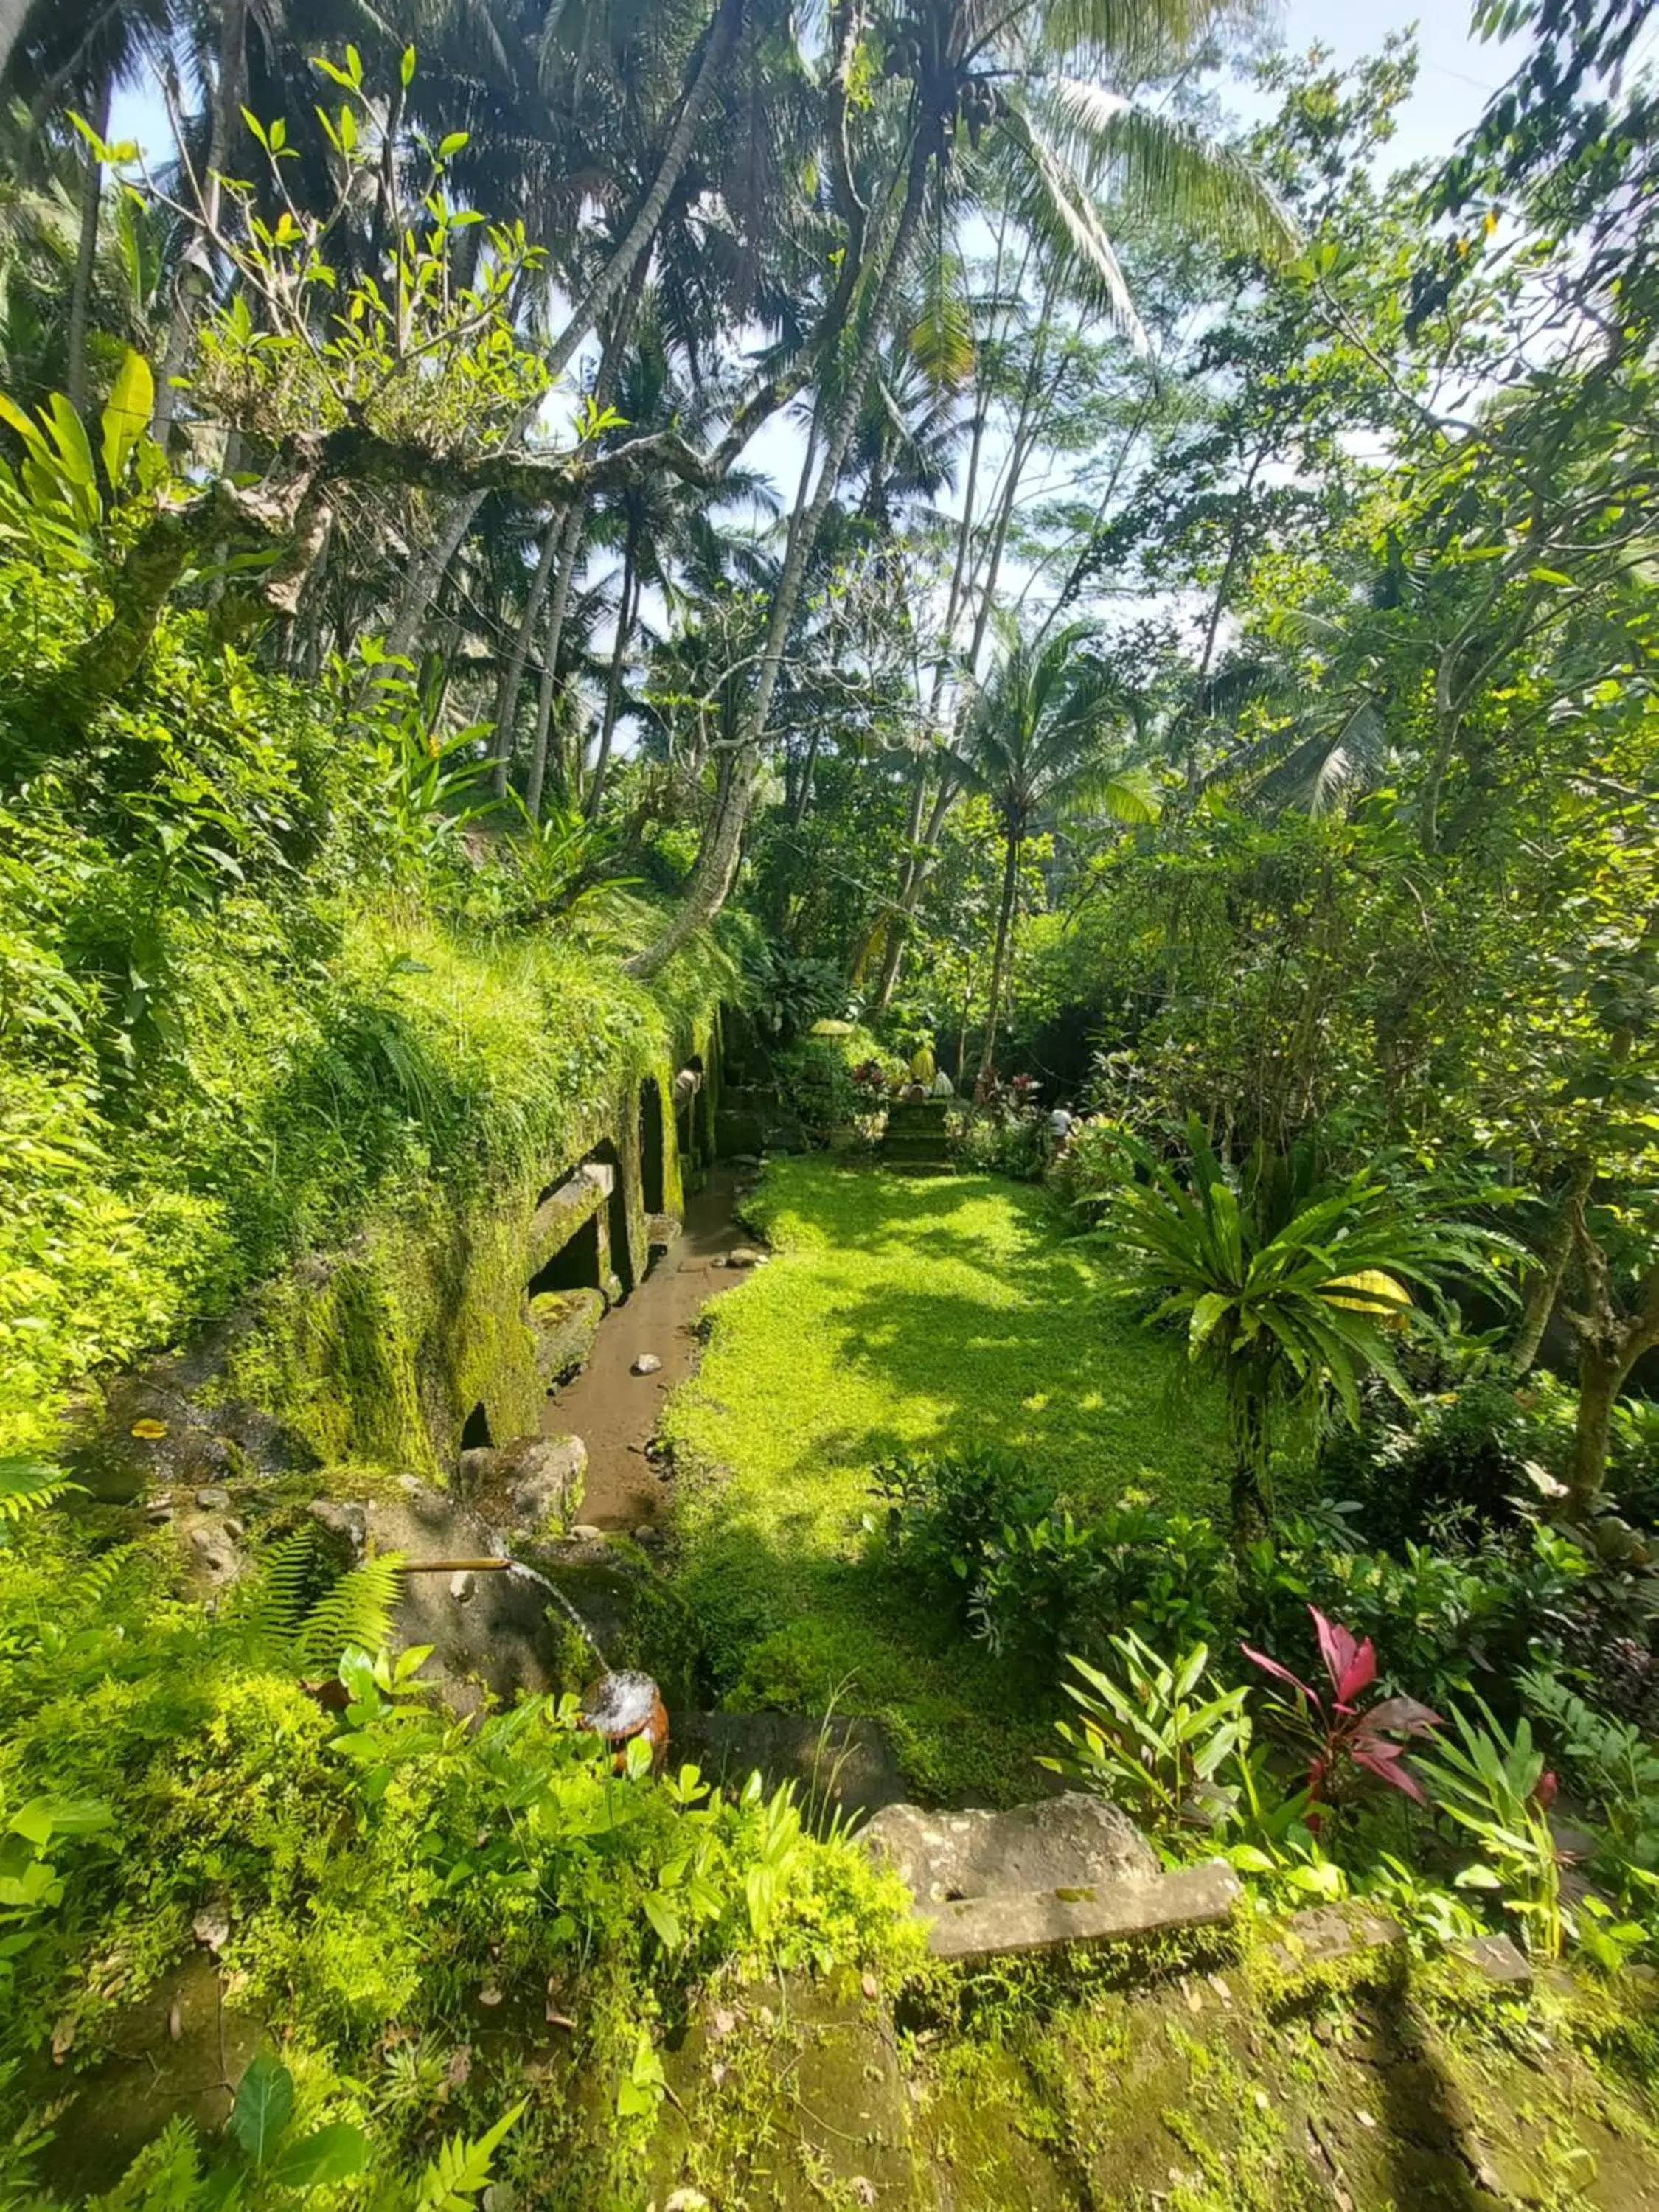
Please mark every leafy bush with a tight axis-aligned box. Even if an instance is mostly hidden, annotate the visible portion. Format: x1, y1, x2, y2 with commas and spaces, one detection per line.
1045, 1637, 1251, 1834
1236, 1513, 1593, 1715
872, 1452, 1228, 1668
1318, 1380, 1537, 1548
772, 1023, 901, 1138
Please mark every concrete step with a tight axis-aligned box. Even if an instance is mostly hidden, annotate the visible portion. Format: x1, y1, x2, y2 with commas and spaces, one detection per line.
924, 1860, 1240, 1961
863, 1792, 1241, 1962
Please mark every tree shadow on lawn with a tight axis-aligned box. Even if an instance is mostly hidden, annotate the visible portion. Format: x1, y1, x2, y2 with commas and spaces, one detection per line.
817, 1281, 1225, 1511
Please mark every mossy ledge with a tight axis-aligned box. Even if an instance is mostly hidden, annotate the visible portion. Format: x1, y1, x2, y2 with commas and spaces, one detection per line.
65, 928, 728, 1493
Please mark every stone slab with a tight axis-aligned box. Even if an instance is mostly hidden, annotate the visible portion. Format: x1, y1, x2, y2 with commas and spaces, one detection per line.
1264, 1905, 1404, 1976
864, 1792, 1158, 1906
1454, 1933, 1534, 1989
526, 1172, 607, 1274
923, 1859, 1241, 1962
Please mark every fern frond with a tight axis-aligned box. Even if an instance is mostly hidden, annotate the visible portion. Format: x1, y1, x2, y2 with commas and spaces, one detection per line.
415, 2101, 526, 2211
0, 1455, 80, 1523
291, 1555, 406, 1677
220, 1529, 323, 1666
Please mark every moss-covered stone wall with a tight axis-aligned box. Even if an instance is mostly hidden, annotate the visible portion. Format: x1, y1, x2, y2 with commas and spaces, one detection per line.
79, 1006, 723, 1499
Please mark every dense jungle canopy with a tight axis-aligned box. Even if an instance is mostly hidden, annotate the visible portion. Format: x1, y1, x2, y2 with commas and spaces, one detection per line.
4, 0, 1659, 2205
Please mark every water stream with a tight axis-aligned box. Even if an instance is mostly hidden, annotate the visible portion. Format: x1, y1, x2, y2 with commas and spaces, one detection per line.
543, 1161, 751, 1530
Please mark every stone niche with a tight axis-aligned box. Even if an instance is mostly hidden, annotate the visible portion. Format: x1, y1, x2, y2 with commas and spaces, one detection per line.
71, 1037, 712, 1499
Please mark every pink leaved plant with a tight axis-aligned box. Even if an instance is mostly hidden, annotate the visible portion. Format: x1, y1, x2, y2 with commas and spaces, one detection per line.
1242, 1606, 1441, 1823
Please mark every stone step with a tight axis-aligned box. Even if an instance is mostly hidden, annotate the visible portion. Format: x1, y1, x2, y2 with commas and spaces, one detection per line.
924, 1859, 1241, 1962
881, 1133, 953, 1161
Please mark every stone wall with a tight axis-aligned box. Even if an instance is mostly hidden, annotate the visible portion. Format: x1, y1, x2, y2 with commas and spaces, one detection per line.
73, 1023, 723, 1500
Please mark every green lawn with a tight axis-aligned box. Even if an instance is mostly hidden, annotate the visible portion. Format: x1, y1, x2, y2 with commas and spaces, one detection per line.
662, 1160, 1225, 1802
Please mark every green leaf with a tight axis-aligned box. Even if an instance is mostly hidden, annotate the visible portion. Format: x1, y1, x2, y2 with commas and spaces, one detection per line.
268, 2121, 370, 2191
230, 2055, 294, 2166
401, 44, 417, 87
438, 132, 470, 159
100, 352, 153, 488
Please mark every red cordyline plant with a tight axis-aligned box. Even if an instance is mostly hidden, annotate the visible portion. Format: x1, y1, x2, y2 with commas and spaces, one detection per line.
1242, 1607, 1441, 1824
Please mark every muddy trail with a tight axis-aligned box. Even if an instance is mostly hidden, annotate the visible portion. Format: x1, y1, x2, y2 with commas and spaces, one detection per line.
544, 1161, 754, 1531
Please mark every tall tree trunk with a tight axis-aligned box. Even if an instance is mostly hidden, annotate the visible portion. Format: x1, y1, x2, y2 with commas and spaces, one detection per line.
152, 0, 247, 442
490, 515, 563, 797
978, 829, 1021, 1089
1514, 1158, 1593, 1374
1563, 1212, 1659, 1513
626, 135, 931, 978
383, 0, 740, 663
66, 74, 110, 419
872, 771, 958, 1013
526, 500, 587, 819
586, 536, 637, 817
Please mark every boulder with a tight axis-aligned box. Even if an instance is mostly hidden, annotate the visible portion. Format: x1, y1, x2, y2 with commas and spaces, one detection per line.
359, 1484, 556, 1714
726, 1247, 768, 1269
505, 1433, 587, 1531
528, 1287, 605, 1387
185, 1520, 244, 1589
863, 1792, 1157, 1906
632, 1353, 663, 1376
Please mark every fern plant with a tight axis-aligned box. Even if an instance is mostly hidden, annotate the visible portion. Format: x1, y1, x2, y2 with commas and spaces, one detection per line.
0, 1456, 80, 1526
414, 2098, 526, 2211
222, 1528, 406, 1677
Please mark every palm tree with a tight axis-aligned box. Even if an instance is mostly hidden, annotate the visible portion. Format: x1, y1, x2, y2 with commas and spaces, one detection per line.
1096, 1121, 1516, 1537
627, 0, 1293, 975
947, 618, 1154, 1086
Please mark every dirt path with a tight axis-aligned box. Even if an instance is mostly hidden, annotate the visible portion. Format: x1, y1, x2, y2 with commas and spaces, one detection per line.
543, 1161, 749, 1531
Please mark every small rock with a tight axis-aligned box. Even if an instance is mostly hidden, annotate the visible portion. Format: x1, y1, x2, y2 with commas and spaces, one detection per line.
188, 1523, 243, 1586
193, 1907, 230, 1952
709, 2007, 737, 2039
195, 1486, 231, 1510
445, 2045, 473, 2088
1355, 2110, 1376, 2131
168, 2001, 183, 2042
632, 1353, 663, 1376
145, 1504, 175, 1524
477, 1985, 504, 2008
308, 1499, 368, 1563
633, 1526, 664, 1548
861, 1971, 880, 2001
449, 1571, 476, 1602
569, 1525, 605, 1543
223, 1517, 244, 1540
726, 1246, 766, 1267
709, 1255, 728, 1269
398, 1474, 423, 1495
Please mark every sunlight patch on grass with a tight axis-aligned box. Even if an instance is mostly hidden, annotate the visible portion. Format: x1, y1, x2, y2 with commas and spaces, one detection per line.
662, 1159, 1226, 1803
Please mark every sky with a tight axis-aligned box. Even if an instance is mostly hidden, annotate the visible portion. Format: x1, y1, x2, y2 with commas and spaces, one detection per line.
104, 4, 1534, 688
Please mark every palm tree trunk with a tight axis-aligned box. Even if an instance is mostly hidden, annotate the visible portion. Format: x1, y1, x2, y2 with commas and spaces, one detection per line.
66, 75, 111, 420
490, 515, 563, 798
384, 0, 740, 665
586, 537, 637, 818
526, 501, 587, 819
627, 135, 932, 978
977, 829, 1021, 1089
153, 0, 247, 444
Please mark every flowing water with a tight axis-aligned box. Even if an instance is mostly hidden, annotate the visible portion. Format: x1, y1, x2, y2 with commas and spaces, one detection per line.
505, 1558, 610, 1668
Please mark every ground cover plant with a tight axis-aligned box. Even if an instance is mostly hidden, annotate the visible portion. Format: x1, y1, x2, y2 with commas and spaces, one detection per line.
2, 0, 1659, 2201
664, 1157, 1228, 1798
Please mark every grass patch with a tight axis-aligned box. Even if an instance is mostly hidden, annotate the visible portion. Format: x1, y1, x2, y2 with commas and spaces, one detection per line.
663, 1159, 1226, 1802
